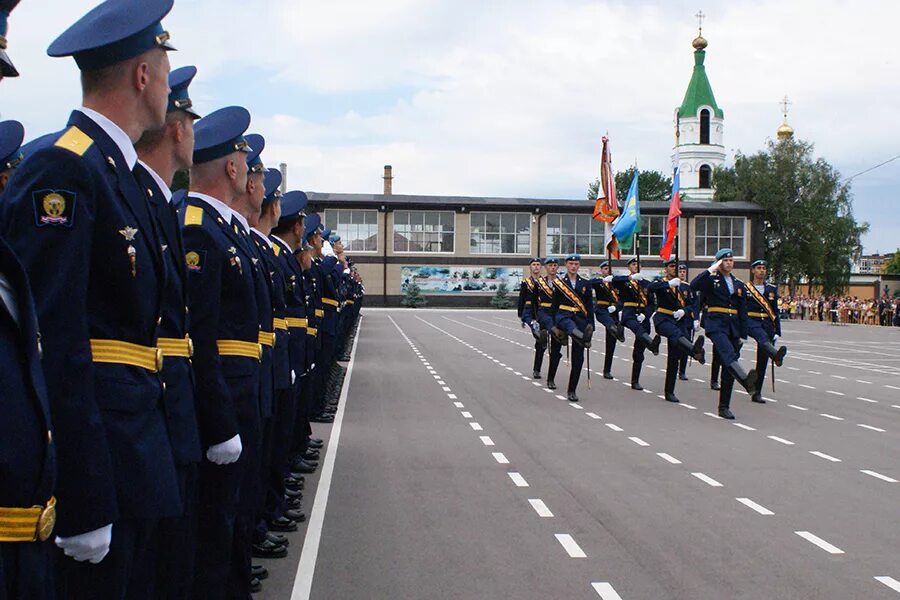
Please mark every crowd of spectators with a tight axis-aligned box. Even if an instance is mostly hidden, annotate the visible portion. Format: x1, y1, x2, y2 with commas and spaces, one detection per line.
778, 295, 900, 326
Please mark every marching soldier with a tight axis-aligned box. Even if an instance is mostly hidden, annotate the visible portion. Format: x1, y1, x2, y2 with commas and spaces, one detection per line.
533, 257, 564, 390
517, 258, 546, 379
745, 259, 787, 403
552, 254, 594, 402
1, 1, 182, 596
648, 258, 706, 403
590, 260, 626, 380
676, 263, 700, 381
132, 64, 202, 599
606, 258, 661, 391
690, 248, 759, 419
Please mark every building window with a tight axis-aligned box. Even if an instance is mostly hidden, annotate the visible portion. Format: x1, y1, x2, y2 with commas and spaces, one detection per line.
634, 215, 667, 257
699, 164, 712, 189
393, 210, 455, 253
545, 214, 606, 256
323, 209, 378, 252
695, 216, 746, 258
700, 108, 710, 144
470, 212, 531, 254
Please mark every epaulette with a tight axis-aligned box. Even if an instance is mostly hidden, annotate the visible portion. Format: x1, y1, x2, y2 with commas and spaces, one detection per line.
272, 244, 281, 256
54, 126, 94, 157
184, 205, 204, 226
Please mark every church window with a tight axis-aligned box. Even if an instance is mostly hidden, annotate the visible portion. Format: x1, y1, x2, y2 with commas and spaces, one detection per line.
699, 164, 712, 189
700, 109, 710, 144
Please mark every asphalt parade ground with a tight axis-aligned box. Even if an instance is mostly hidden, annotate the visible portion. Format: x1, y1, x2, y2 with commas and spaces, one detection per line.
262, 310, 900, 600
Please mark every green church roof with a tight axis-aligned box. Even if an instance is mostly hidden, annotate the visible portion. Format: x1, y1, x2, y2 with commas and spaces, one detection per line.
679, 49, 723, 119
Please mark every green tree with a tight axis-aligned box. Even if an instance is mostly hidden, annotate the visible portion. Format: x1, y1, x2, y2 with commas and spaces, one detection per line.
490, 282, 512, 309
714, 138, 868, 295
587, 167, 673, 204
883, 250, 900, 274
401, 282, 427, 308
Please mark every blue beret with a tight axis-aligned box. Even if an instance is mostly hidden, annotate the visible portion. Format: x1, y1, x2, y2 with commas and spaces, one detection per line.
47, 0, 176, 71
279, 190, 308, 225
1, 1, 20, 77
330, 234, 341, 243
751, 259, 767, 268
715, 248, 734, 260
244, 133, 265, 174
322, 229, 332, 241
529, 257, 542, 264
566, 254, 581, 262
599, 260, 610, 269
192, 106, 252, 164
304, 213, 321, 241
262, 168, 282, 206
0, 120, 25, 171
678, 263, 688, 270
168, 65, 199, 118
663, 257, 678, 267
543, 257, 558, 265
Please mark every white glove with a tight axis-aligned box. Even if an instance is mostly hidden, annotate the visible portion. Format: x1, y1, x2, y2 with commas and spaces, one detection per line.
673, 309, 685, 320
56, 524, 113, 564
602, 275, 613, 283
773, 334, 780, 343
668, 277, 682, 288
291, 369, 296, 384
206, 434, 242, 465
607, 305, 617, 314
708, 259, 722, 274
630, 272, 644, 281
694, 319, 700, 331
637, 314, 646, 323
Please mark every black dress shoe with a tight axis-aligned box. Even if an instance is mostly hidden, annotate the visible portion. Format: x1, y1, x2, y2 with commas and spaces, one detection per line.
751, 393, 766, 404
250, 577, 262, 593
547, 380, 556, 390
285, 478, 303, 492
252, 539, 288, 559
532, 371, 542, 379
291, 458, 317, 474
284, 487, 304, 499
665, 393, 680, 403
603, 372, 614, 380
251, 565, 269, 580
308, 439, 324, 449
678, 373, 689, 381
311, 414, 334, 423
631, 381, 643, 391
710, 381, 721, 391
303, 449, 320, 460
566, 392, 578, 403
268, 516, 298, 532
284, 508, 307, 523
719, 408, 736, 420
286, 495, 303, 509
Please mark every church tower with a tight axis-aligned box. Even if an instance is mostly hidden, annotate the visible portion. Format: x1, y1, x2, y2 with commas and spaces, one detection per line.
673, 12, 725, 202
776, 95, 795, 141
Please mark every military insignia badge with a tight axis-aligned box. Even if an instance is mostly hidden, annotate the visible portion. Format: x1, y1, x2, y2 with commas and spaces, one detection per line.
185, 250, 205, 273
33, 190, 76, 227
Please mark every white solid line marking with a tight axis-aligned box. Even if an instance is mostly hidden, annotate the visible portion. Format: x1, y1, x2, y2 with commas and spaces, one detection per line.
555, 534, 587, 558
737, 497, 774, 515
591, 582, 624, 600
460, 411, 472, 418
606, 423, 623, 432
861, 470, 898, 483
479, 436, 494, 446
857, 396, 877, 403
470, 422, 483, 431
453, 401, 464, 408
704, 412, 723, 420
826, 390, 845, 396
734, 423, 756, 431
492, 452, 509, 464
820, 413, 844, 421
692, 472, 723, 487
657, 453, 682, 464
768, 435, 795, 445
810, 451, 842, 462
448, 394, 458, 400
628, 436, 650, 447
788, 404, 808, 411
858, 423, 886, 432
528, 499, 554, 517
799, 384, 816, 389
857, 380, 872, 384
795, 531, 844, 554
508, 472, 528, 487
874, 576, 900, 593
586, 412, 602, 419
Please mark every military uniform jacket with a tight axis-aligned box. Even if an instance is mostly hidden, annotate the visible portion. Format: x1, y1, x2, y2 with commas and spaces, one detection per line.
690, 270, 749, 339
303, 265, 322, 355
133, 164, 201, 466
552, 274, 594, 324
0, 111, 180, 535
647, 279, 695, 328
252, 230, 292, 392
270, 236, 309, 376
316, 258, 339, 336
745, 281, 781, 336
517, 276, 537, 323
591, 278, 620, 309
0, 236, 55, 512
181, 196, 261, 449
533, 275, 559, 329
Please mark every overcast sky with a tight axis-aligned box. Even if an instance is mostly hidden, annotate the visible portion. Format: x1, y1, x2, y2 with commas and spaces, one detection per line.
2, 0, 898, 252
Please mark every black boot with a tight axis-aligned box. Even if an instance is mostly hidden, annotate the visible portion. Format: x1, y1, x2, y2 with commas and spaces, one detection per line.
664, 363, 679, 403
616, 322, 626, 343
603, 372, 614, 380
639, 333, 661, 355
567, 391, 579, 402
718, 399, 735, 419
728, 361, 759, 396
631, 362, 643, 391
692, 335, 706, 364
551, 327, 567, 344
581, 324, 594, 348
547, 380, 556, 390
751, 392, 766, 404
761, 342, 788, 367
710, 380, 721, 390
532, 346, 544, 378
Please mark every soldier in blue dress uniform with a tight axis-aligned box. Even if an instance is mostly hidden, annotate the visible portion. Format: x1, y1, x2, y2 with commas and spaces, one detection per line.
533, 257, 564, 390
517, 257, 546, 378
590, 260, 626, 380
132, 63, 202, 600
676, 263, 701, 381
0, 120, 24, 191
0, 2, 182, 597
745, 259, 787, 404
690, 248, 759, 419
648, 258, 706, 403
552, 254, 594, 402
607, 258, 661, 391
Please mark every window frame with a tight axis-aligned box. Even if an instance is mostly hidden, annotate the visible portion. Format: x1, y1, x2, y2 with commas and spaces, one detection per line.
694, 216, 748, 259
322, 209, 380, 254
618, 215, 668, 258
544, 213, 609, 257
468, 211, 533, 256
392, 210, 456, 254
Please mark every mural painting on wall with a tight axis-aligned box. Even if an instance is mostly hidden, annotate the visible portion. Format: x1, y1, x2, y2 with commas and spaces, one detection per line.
400, 266, 525, 294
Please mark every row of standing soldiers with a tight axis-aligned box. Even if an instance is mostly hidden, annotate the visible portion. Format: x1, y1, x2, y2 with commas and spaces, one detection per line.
518, 250, 787, 418
0, 1, 363, 598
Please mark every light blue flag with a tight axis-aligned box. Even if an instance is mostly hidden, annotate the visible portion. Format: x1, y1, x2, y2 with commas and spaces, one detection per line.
611, 171, 640, 251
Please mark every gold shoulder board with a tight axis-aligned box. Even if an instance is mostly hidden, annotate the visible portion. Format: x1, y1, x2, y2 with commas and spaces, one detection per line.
272, 244, 282, 256
54, 126, 94, 157
184, 205, 204, 226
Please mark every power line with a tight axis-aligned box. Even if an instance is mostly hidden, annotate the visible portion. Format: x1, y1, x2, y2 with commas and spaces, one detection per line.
845, 153, 900, 182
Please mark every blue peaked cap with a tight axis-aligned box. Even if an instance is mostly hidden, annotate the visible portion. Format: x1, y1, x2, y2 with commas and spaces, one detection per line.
304, 213, 321, 241
279, 191, 307, 225
0, 120, 25, 171
262, 168, 282, 206
47, 0, 176, 71
192, 106, 252, 165
244, 133, 265, 174
566, 253, 581, 262
168, 65, 199, 118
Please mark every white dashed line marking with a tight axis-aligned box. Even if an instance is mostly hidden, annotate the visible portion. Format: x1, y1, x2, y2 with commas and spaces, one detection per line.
442, 386, 451, 392
453, 401, 464, 408
857, 380, 872, 385
858, 424, 885, 433
448, 394, 458, 400
479, 436, 494, 446
585, 412, 602, 419
861, 470, 898, 483
460, 411, 472, 418
591, 582, 624, 600
437, 380, 445, 385
657, 453, 681, 464
826, 390, 845, 396
832, 375, 847, 380
799, 384, 816, 390
809, 371, 822, 375
679, 403, 697, 410
786, 366, 799, 371
795, 531, 844, 554
555, 534, 587, 558
737, 498, 774, 515
528, 499, 554, 518
605, 424, 623, 432
810, 451, 841, 462
857, 396, 877, 403
734, 423, 756, 431
874, 576, 900, 593
704, 412, 723, 420
768, 435, 795, 446
508, 472, 528, 487
470, 422, 483, 431
492, 452, 509, 464
820, 413, 844, 421
788, 404, 808, 411
692, 472, 723, 487
886, 385, 900, 391
570, 403, 584, 410
628, 437, 650, 447
514, 371, 522, 376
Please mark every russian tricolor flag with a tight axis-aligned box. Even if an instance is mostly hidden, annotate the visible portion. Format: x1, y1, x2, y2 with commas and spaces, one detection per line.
659, 167, 681, 261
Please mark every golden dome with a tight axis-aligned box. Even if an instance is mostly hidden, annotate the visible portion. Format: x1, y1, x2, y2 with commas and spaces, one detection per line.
777, 120, 794, 140
692, 35, 708, 50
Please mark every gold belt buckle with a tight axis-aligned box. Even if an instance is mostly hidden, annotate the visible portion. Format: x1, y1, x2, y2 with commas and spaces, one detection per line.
37, 497, 56, 542
155, 348, 164, 372
186, 336, 194, 357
